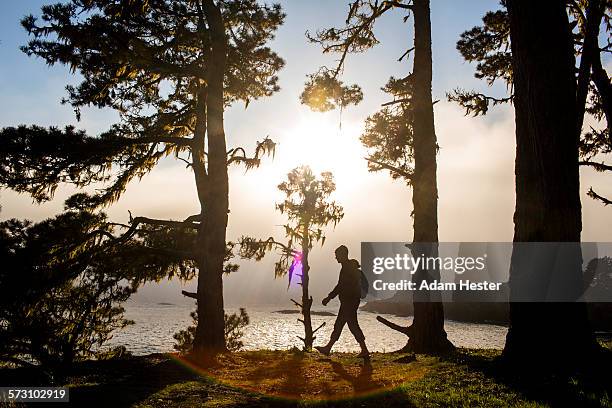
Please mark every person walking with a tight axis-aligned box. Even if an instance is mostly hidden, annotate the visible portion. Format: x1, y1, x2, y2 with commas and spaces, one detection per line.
315, 245, 370, 358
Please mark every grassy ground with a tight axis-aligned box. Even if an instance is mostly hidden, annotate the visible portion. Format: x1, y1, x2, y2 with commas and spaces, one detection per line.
1, 342, 611, 407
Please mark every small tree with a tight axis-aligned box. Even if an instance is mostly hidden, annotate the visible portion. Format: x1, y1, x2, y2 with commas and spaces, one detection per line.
240, 166, 343, 351
174, 308, 249, 354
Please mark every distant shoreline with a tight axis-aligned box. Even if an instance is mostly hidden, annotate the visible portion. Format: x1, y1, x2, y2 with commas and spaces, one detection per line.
274, 309, 336, 317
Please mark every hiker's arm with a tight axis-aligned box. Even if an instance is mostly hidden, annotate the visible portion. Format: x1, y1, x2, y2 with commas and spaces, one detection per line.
323, 278, 341, 305
327, 283, 340, 300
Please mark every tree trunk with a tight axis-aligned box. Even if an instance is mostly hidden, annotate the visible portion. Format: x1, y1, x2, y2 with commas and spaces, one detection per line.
300, 245, 314, 350
193, 0, 229, 355
405, 0, 453, 353
503, 0, 597, 366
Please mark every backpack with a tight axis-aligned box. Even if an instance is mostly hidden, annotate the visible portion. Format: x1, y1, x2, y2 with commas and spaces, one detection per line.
359, 269, 369, 299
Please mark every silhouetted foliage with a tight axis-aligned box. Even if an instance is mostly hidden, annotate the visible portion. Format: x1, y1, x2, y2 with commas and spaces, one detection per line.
239, 166, 343, 350
275, 166, 344, 248
173, 308, 249, 354
300, 69, 363, 112
584, 256, 612, 300
0, 205, 140, 372
449, 7, 512, 116
1, 0, 285, 353
360, 77, 415, 181
451, 0, 612, 205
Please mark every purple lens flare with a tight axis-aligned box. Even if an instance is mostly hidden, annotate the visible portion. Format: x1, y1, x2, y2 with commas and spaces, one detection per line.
288, 251, 303, 288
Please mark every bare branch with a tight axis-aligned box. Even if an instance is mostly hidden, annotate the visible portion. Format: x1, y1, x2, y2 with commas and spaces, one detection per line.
383, 1, 414, 11
177, 156, 193, 167
587, 187, 612, 205
183, 214, 203, 223
181, 290, 198, 299
366, 157, 413, 180
377, 315, 413, 336
579, 160, 612, 172
398, 47, 415, 61
381, 98, 411, 107
312, 321, 326, 335
326, 2, 394, 77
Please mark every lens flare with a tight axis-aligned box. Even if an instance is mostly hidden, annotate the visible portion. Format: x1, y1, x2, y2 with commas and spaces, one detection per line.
288, 251, 303, 288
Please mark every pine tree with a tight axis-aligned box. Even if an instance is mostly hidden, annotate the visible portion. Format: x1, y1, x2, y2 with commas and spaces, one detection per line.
302, 0, 454, 353
0, 0, 285, 355
452, 0, 604, 364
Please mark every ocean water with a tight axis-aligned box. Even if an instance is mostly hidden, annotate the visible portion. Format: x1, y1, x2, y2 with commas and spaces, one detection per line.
107, 301, 508, 355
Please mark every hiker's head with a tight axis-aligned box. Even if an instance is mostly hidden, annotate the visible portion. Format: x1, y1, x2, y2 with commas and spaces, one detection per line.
335, 245, 349, 263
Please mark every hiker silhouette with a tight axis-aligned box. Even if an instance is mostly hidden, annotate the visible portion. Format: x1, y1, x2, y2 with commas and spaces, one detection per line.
316, 245, 370, 358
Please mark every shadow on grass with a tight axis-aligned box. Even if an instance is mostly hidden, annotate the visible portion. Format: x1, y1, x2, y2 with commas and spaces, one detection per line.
244, 351, 309, 397
66, 354, 201, 407
188, 351, 421, 407
442, 347, 612, 408
0, 354, 218, 407
6, 347, 609, 407
328, 360, 377, 395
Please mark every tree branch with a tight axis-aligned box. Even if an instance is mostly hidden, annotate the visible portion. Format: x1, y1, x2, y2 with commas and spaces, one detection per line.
398, 47, 415, 61
227, 138, 276, 169
376, 316, 413, 336
383, 1, 414, 10
132, 136, 194, 147
92, 216, 200, 254
312, 321, 326, 335
587, 187, 612, 205
365, 157, 413, 180
381, 98, 411, 107
181, 290, 198, 299
579, 160, 612, 172
331, 2, 394, 77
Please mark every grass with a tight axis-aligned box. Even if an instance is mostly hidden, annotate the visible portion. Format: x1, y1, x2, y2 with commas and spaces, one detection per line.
1, 342, 611, 407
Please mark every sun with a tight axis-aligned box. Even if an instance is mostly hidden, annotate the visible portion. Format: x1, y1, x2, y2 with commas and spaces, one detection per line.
275, 112, 366, 179
236, 110, 369, 208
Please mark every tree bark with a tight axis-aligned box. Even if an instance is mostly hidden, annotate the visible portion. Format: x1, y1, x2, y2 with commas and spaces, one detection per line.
404, 0, 453, 354
300, 244, 314, 350
503, 0, 597, 365
193, 0, 229, 355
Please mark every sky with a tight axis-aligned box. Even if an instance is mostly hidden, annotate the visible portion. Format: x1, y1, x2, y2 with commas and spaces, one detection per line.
1, 0, 611, 307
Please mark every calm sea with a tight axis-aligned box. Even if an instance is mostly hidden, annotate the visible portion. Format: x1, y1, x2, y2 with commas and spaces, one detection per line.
107, 301, 508, 355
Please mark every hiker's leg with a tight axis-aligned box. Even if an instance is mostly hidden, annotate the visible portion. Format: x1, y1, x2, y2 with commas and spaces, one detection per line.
327, 306, 348, 347
346, 304, 365, 343
346, 303, 369, 356
316, 305, 347, 355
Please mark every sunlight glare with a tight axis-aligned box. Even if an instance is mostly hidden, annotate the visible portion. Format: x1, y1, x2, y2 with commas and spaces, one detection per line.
275, 112, 366, 188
